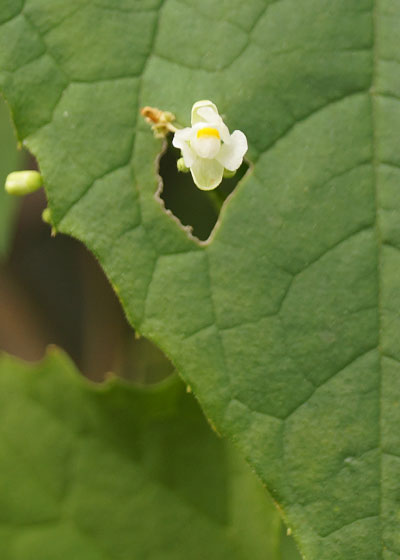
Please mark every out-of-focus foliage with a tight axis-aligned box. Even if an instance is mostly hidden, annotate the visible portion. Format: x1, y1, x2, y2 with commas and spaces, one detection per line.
0, 349, 294, 560
0, 96, 19, 258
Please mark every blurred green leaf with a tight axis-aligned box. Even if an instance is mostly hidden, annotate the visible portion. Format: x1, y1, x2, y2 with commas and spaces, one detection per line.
1, 1, 399, 558
0, 97, 19, 258
0, 349, 288, 559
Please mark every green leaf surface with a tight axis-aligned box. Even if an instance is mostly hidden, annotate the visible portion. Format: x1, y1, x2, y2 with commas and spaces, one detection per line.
0, 96, 19, 258
1, 1, 399, 557
0, 349, 287, 559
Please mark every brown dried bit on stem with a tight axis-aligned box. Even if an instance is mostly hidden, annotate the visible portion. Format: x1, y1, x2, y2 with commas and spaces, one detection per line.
140, 106, 178, 138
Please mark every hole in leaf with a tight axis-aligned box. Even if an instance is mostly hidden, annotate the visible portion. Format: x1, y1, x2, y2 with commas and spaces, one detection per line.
158, 136, 249, 242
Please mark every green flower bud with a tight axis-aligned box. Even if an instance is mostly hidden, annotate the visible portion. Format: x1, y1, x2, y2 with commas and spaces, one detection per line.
177, 157, 189, 173
41, 207, 57, 235
5, 170, 43, 196
41, 208, 52, 225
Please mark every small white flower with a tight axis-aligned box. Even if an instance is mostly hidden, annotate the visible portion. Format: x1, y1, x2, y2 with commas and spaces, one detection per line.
172, 100, 248, 191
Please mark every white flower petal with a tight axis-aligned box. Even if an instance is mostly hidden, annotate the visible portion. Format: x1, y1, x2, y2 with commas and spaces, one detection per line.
216, 121, 231, 144
195, 107, 231, 142
173, 128, 196, 167
192, 104, 231, 143
216, 130, 248, 171
196, 106, 220, 123
172, 127, 192, 147
191, 135, 221, 159
191, 122, 210, 134
180, 144, 196, 168
190, 157, 224, 191
191, 100, 219, 124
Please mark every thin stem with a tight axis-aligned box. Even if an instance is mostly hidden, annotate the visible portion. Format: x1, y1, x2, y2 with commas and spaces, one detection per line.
205, 188, 225, 213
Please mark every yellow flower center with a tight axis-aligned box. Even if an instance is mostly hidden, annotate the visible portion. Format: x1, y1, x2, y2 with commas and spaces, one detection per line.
196, 127, 220, 139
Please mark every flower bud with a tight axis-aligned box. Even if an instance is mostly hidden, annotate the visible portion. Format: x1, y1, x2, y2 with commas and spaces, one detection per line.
177, 157, 189, 173
5, 171, 43, 196
41, 208, 52, 224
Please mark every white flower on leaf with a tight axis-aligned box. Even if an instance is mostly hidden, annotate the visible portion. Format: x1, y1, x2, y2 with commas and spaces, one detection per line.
172, 100, 248, 191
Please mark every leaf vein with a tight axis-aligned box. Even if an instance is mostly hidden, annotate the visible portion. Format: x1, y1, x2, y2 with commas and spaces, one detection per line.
254, 91, 369, 162
320, 515, 379, 539
283, 347, 378, 420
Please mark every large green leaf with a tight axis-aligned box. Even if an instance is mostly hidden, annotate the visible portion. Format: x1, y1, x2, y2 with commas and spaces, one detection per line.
1, 1, 399, 557
0, 349, 288, 559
